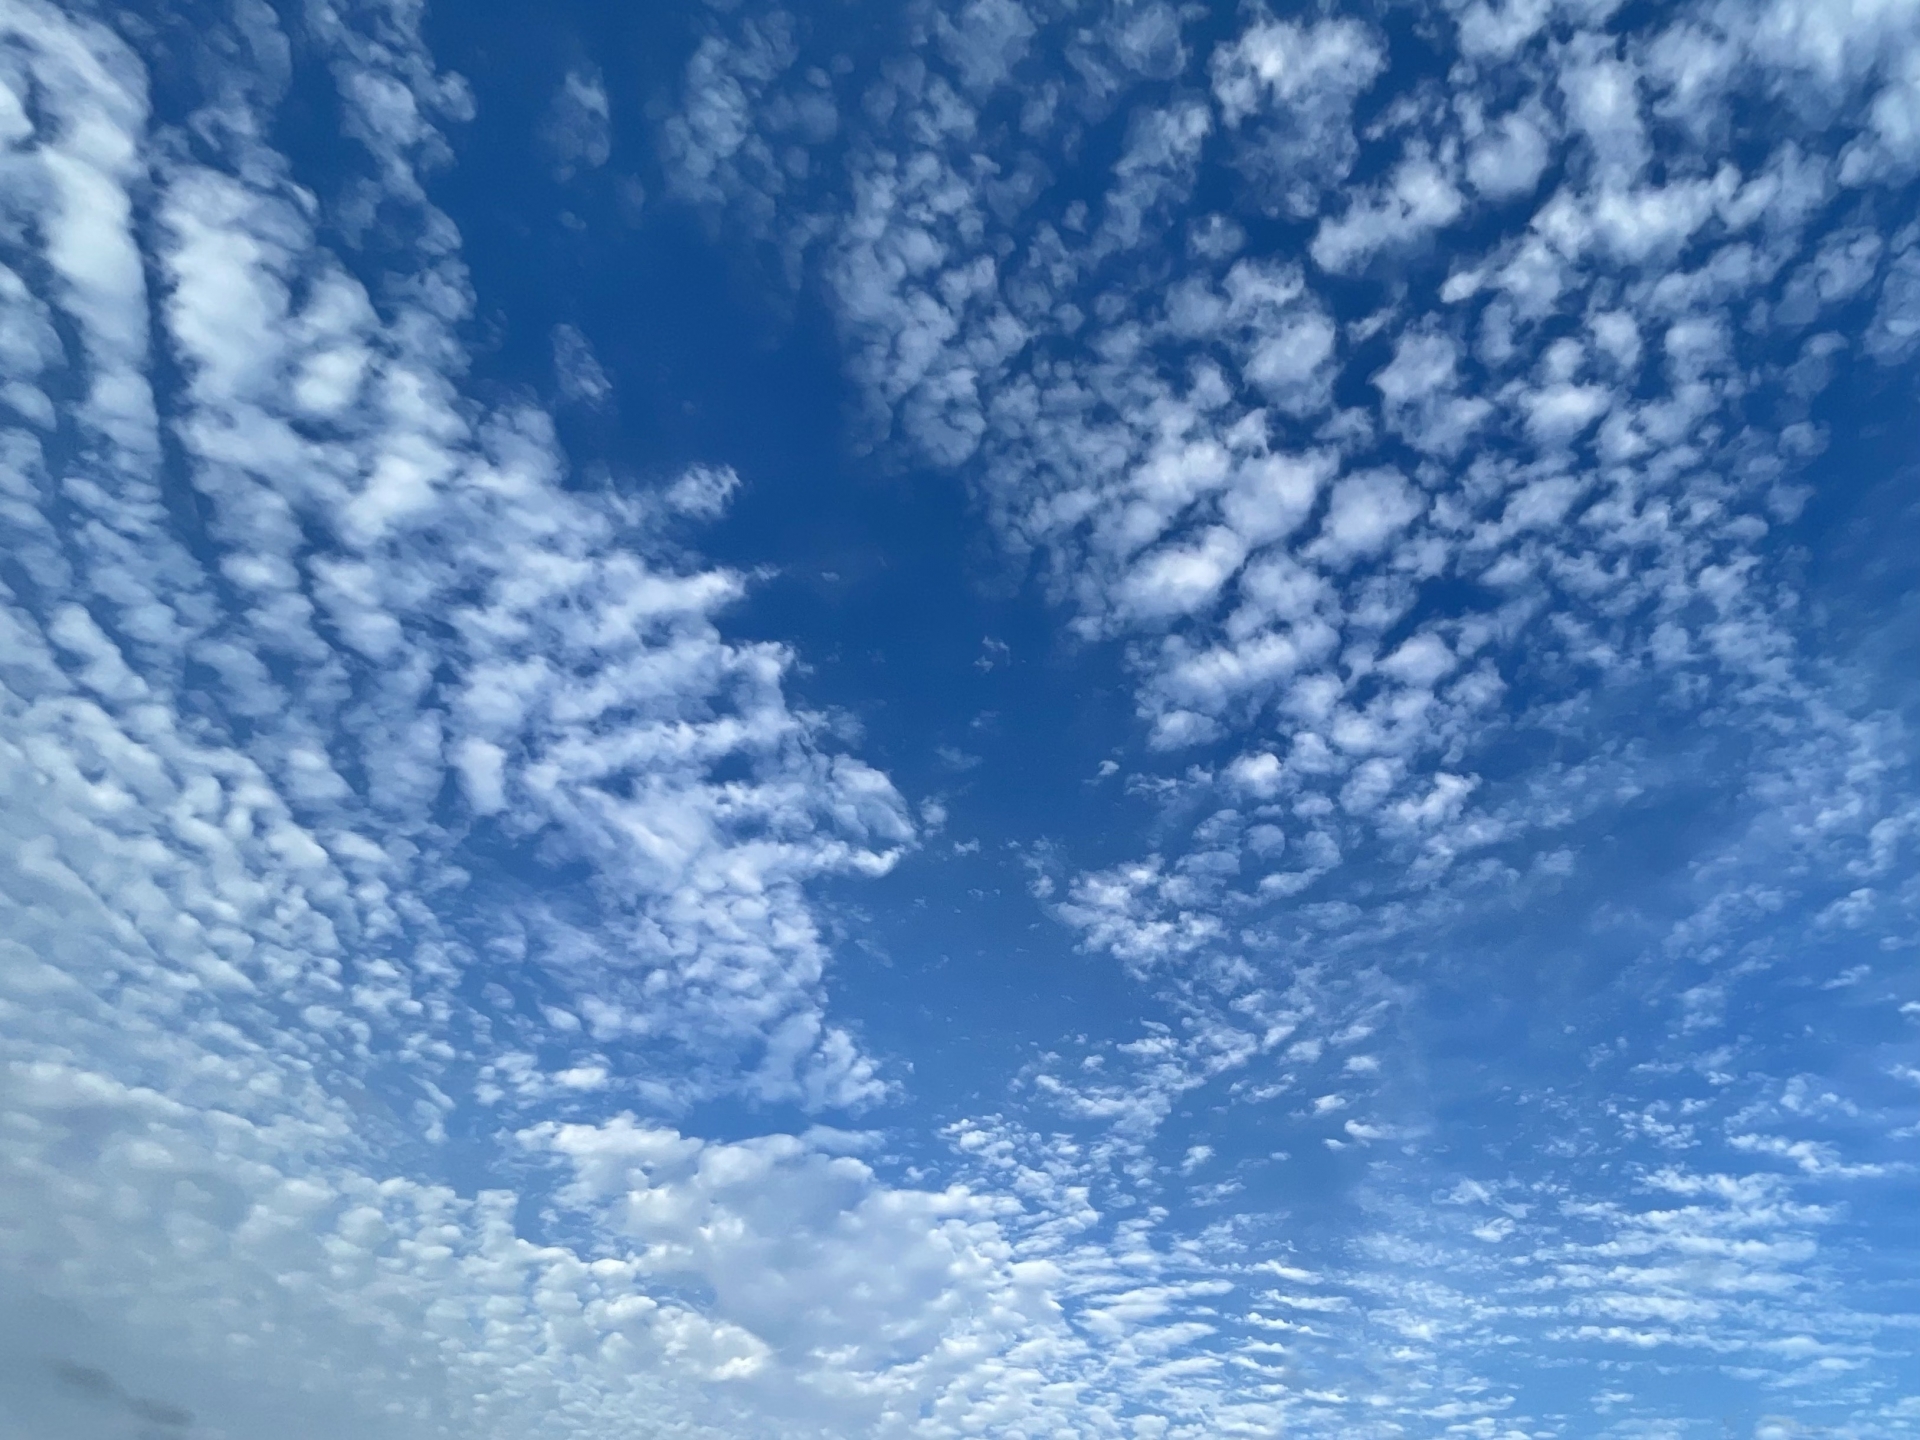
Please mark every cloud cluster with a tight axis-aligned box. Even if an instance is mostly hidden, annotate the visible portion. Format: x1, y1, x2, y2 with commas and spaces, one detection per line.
1, 0, 1917, 1435
661, 0, 1920, 929
659, 0, 1920, 1020
7, 3, 1485, 1435
0, 4, 1124, 1437
654, 0, 1920, 1426
4, 0, 920, 1115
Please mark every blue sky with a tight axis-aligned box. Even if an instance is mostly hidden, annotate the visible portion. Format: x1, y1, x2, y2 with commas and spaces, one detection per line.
1, 0, 1919, 1436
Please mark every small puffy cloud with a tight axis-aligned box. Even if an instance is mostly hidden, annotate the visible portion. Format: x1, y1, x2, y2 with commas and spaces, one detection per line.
1312, 152, 1466, 274
1117, 526, 1247, 623
664, 462, 741, 518
1220, 449, 1335, 547
1373, 328, 1491, 455
1559, 43, 1649, 178
1212, 17, 1387, 218
1521, 379, 1612, 445
1464, 101, 1554, 199
1110, 2, 1187, 80
1378, 633, 1456, 689
937, 0, 1038, 91
552, 321, 612, 406
1867, 246, 1920, 363
1306, 468, 1425, 566
1221, 259, 1339, 415
542, 66, 612, 178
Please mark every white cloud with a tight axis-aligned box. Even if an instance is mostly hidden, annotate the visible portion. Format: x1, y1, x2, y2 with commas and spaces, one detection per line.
0, 8, 961, 1425
1311, 152, 1467, 273
551, 321, 613, 406
1374, 328, 1493, 455
1560, 41, 1650, 180
936, 0, 1037, 92
1866, 246, 1920, 362
1116, 526, 1247, 623
542, 66, 612, 178
1522, 379, 1612, 444
665, 461, 742, 518
1306, 469, 1426, 567
0, 43, 980, 1440
1464, 101, 1555, 200
8, 0, 1920, 1433
1211, 17, 1387, 220
1456, 0, 1555, 60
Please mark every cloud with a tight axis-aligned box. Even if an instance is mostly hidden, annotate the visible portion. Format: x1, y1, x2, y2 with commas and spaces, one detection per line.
1211, 16, 1387, 220
1462, 99, 1555, 200
1311, 150, 1468, 273
551, 322, 613, 406
644, 2, 1920, 1418
6, 0, 1920, 1435
542, 66, 611, 178
1305, 469, 1425, 567
0, 5, 1040, 1430
936, 0, 1037, 92
5, 3, 1434, 1434
1374, 327, 1493, 455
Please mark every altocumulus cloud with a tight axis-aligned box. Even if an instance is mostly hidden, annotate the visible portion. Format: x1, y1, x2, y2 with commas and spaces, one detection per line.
2, 0, 1920, 1437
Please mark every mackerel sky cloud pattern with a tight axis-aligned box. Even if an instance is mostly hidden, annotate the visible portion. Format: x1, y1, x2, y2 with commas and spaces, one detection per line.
1, 0, 1918, 1437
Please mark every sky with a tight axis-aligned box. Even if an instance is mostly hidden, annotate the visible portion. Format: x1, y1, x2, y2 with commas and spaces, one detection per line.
0, 0, 1918, 1436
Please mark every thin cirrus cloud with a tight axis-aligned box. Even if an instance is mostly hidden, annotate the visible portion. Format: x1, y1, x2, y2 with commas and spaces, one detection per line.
0, 0, 1917, 1438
